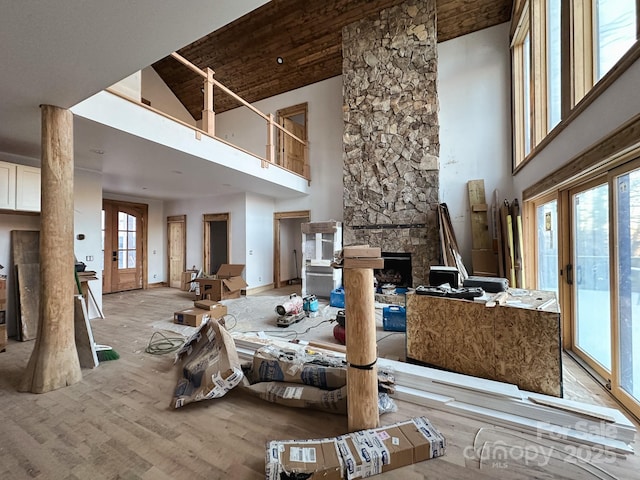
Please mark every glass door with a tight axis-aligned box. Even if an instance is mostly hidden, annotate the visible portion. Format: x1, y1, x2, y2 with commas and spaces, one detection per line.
612, 163, 640, 412
535, 197, 559, 295
571, 181, 612, 376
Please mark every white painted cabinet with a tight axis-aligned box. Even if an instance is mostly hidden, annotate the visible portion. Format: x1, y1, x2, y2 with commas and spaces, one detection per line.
15, 165, 41, 212
0, 161, 40, 212
0, 161, 17, 209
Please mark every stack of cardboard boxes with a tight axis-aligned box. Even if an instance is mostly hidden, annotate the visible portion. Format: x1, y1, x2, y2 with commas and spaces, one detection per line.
174, 298, 228, 327
193, 264, 247, 301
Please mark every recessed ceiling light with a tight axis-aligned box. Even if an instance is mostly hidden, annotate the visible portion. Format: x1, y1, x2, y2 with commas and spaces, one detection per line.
89, 148, 105, 155
276, 57, 284, 65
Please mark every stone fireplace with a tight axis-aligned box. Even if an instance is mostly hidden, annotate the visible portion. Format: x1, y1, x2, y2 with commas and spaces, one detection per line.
342, 0, 440, 287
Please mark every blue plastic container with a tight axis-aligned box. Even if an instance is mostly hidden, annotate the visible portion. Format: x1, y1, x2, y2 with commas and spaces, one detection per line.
330, 287, 345, 308
382, 305, 406, 332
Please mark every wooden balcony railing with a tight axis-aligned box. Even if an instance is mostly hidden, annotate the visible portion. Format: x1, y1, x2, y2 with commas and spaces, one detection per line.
170, 52, 309, 180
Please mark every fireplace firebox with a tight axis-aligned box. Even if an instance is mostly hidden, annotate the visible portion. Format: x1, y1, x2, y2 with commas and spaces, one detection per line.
374, 252, 412, 288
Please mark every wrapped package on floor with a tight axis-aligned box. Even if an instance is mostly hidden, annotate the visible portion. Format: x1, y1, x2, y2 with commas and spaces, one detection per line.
248, 345, 347, 389
171, 319, 243, 408
242, 381, 347, 414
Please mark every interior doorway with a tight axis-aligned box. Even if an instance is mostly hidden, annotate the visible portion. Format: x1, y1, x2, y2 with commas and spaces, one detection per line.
274, 210, 310, 288
276, 103, 308, 176
102, 199, 148, 293
167, 215, 186, 288
203, 213, 229, 275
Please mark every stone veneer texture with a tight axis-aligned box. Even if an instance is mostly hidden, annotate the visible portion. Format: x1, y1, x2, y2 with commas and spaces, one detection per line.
342, 0, 440, 286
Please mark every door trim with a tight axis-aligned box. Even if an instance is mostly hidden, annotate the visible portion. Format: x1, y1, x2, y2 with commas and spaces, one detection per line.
167, 215, 186, 288
102, 199, 148, 293
203, 213, 230, 275
273, 210, 310, 288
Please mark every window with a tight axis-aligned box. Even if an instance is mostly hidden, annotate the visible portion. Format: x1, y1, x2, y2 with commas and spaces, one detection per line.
547, 0, 562, 130
593, 0, 637, 81
512, 3, 532, 166
512, 0, 639, 168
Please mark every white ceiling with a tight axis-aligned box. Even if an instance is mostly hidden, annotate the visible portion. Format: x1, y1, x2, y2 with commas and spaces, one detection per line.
0, 0, 271, 199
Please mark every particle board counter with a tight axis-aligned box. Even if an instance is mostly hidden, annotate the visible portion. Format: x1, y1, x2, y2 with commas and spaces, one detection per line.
406, 289, 562, 397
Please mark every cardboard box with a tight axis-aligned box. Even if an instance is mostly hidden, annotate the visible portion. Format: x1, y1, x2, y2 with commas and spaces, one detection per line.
181, 270, 198, 291
244, 382, 347, 414
172, 320, 243, 408
193, 300, 227, 319
173, 307, 211, 327
266, 417, 445, 480
338, 417, 445, 479
249, 345, 347, 389
266, 438, 344, 480
195, 264, 247, 301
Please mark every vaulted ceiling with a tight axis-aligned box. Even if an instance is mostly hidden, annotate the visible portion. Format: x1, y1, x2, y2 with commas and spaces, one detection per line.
153, 0, 513, 119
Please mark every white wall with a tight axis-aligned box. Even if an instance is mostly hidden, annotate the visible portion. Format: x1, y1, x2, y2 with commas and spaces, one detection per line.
513, 57, 640, 196
245, 193, 276, 287
141, 67, 197, 126
216, 76, 345, 222
164, 192, 247, 274
110, 71, 142, 102
102, 192, 165, 284
280, 217, 305, 282
438, 23, 514, 268
74, 169, 104, 318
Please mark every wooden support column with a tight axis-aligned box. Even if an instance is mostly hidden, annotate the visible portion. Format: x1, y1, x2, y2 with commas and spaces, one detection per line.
20, 105, 81, 393
344, 267, 379, 431
265, 113, 275, 166
202, 67, 215, 135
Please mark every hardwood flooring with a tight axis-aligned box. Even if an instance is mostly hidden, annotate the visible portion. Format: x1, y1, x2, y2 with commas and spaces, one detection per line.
0, 287, 637, 479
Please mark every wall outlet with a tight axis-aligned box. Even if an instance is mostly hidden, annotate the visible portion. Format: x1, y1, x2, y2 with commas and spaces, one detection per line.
258, 276, 262, 282
86, 255, 93, 261
249, 250, 253, 255
153, 274, 157, 279
153, 249, 157, 255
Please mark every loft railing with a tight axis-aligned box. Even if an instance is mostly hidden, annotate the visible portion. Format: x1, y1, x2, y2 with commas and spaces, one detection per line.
169, 52, 310, 180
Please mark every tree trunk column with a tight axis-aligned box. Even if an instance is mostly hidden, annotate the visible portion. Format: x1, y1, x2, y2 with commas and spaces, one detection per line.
21, 105, 81, 393
344, 267, 379, 431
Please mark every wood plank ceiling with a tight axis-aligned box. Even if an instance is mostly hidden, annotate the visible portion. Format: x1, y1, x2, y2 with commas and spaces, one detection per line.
152, 0, 513, 119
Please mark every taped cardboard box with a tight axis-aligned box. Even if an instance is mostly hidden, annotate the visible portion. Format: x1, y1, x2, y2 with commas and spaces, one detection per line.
173, 307, 211, 327
195, 264, 247, 301
249, 345, 347, 389
266, 417, 445, 479
243, 381, 347, 414
172, 320, 243, 408
181, 270, 198, 291
193, 300, 227, 319
266, 438, 344, 480
338, 417, 446, 479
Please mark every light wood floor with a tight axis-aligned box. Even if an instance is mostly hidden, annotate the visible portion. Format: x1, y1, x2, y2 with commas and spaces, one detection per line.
0, 287, 638, 479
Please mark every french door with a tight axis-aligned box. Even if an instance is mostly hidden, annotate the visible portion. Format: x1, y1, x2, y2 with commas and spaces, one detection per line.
102, 200, 147, 293
531, 161, 640, 418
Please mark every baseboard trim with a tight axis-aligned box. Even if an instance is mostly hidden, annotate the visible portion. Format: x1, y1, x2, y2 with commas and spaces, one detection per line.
246, 283, 275, 295
148, 282, 168, 289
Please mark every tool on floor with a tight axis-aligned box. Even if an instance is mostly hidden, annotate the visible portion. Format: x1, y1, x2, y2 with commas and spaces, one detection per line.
303, 294, 319, 317
275, 293, 305, 327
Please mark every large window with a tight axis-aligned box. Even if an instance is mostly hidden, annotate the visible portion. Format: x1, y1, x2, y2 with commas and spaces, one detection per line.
511, 0, 639, 168
547, 0, 562, 130
594, 0, 637, 81
512, 4, 532, 165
